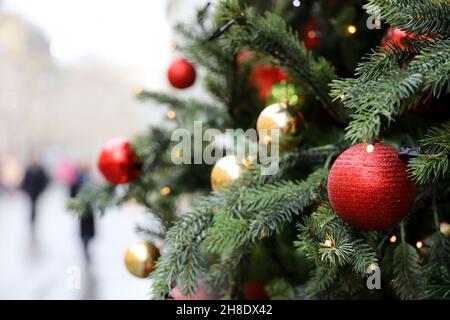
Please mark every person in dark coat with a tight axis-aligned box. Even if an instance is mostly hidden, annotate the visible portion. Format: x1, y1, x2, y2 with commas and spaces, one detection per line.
21, 158, 49, 230
70, 164, 95, 262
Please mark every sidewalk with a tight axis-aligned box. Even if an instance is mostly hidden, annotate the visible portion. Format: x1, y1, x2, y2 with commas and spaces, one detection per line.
0, 183, 152, 299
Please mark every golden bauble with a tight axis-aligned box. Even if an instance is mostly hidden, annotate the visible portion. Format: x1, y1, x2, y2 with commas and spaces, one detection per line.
211, 155, 243, 192
256, 102, 303, 148
124, 241, 160, 278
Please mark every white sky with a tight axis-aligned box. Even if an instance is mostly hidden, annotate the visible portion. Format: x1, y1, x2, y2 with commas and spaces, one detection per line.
2, 0, 172, 70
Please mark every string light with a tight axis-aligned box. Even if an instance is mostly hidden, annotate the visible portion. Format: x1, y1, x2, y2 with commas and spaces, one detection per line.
346, 25, 357, 35
389, 235, 397, 243
323, 239, 332, 247
366, 143, 375, 153
160, 186, 171, 196
416, 241, 423, 249
176, 150, 183, 158
167, 110, 176, 119
292, 0, 301, 7
134, 86, 143, 95
169, 41, 177, 51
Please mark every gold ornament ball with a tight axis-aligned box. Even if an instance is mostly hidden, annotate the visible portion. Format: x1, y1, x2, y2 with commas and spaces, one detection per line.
256, 102, 303, 148
124, 241, 160, 278
211, 155, 243, 192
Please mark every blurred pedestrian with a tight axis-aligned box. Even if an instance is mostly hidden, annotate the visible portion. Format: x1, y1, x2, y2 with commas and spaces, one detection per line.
70, 164, 95, 262
21, 156, 49, 231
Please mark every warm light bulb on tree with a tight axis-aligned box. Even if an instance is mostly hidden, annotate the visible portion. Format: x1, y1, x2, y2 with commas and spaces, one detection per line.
210, 155, 244, 192
389, 235, 397, 243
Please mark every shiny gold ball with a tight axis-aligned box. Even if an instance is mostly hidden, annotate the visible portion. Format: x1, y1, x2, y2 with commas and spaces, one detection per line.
256, 102, 303, 148
211, 155, 243, 192
124, 241, 160, 278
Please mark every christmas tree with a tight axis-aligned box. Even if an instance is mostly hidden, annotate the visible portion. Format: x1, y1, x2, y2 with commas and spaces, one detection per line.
69, 0, 450, 300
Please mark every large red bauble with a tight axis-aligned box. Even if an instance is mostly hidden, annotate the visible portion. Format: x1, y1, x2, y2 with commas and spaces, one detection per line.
167, 58, 196, 89
249, 65, 287, 101
327, 143, 416, 231
98, 138, 140, 184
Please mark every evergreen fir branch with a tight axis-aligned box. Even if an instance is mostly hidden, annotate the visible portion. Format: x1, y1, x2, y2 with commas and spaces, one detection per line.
206, 250, 247, 299
245, 169, 326, 239
408, 121, 450, 184
205, 169, 326, 253
364, 0, 450, 35
392, 241, 422, 299
205, 210, 250, 254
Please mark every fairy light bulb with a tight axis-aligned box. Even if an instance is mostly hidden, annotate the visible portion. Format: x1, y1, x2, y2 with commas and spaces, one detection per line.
366, 144, 375, 153
292, 0, 301, 7
389, 235, 397, 243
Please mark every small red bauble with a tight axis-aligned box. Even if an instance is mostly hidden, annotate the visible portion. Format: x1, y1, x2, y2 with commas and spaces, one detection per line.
98, 138, 140, 184
167, 58, 196, 89
243, 282, 269, 300
381, 28, 415, 49
327, 143, 416, 231
249, 65, 288, 101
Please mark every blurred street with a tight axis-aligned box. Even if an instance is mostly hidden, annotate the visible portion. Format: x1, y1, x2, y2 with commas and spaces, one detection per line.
0, 183, 152, 299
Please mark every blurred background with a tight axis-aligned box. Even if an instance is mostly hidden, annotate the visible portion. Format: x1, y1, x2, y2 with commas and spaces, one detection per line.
0, 0, 205, 299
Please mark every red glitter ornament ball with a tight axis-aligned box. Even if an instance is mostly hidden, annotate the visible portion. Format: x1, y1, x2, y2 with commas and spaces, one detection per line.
167, 58, 196, 89
327, 143, 416, 231
98, 138, 141, 184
